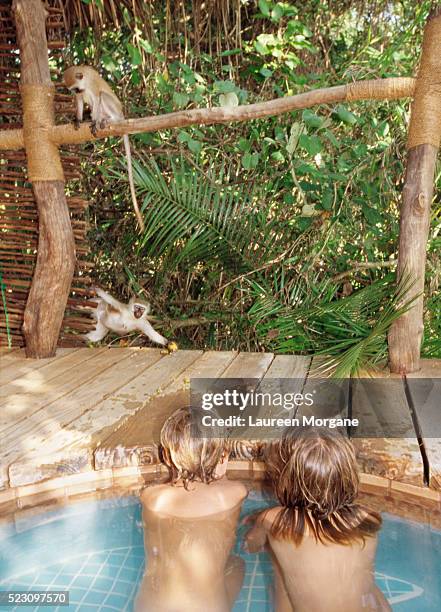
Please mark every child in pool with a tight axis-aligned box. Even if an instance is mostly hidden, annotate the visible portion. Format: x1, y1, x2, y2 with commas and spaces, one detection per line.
245, 428, 391, 612
135, 407, 247, 612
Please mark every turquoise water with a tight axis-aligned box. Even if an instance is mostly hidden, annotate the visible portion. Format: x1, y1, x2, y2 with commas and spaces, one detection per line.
0, 491, 440, 611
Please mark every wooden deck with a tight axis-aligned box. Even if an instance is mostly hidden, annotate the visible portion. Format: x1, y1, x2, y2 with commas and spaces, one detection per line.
0, 347, 440, 493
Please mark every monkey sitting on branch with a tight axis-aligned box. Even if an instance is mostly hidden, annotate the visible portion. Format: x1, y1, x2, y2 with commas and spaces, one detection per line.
86, 288, 178, 353
62, 65, 145, 232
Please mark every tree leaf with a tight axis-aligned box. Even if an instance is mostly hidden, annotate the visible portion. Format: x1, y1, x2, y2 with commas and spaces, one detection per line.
126, 43, 142, 66
302, 109, 323, 129
335, 105, 358, 125
242, 152, 260, 169
214, 80, 237, 94
362, 204, 383, 225
188, 139, 202, 154
258, 0, 271, 17
299, 134, 322, 156
173, 92, 190, 108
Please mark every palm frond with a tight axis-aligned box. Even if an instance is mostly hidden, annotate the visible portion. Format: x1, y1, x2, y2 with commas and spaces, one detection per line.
113, 156, 289, 272
312, 274, 420, 377
248, 272, 420, 377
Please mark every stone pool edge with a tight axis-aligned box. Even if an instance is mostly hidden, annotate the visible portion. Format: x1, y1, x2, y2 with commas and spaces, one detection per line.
0, 461, 440, 531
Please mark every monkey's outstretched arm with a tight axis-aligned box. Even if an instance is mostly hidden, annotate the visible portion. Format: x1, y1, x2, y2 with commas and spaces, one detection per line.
137, 319, 168, 347
94, 287, 124, 311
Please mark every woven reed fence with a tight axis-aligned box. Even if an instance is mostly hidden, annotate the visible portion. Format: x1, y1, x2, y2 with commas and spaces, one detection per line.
0, 0, 93, 347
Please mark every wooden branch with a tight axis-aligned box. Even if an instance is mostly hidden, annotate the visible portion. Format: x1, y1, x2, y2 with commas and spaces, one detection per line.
332, 260, 396, 282
388, 8, 441, 374
0, 77, 416, 150
170, 316, 221, 329
13, 0, 76, 358
149, 315, 226, 329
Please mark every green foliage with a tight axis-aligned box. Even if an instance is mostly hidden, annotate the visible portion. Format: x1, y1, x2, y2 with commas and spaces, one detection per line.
247, 272, 419, 377
68, 0, 440, 364
119, 158, 287, 272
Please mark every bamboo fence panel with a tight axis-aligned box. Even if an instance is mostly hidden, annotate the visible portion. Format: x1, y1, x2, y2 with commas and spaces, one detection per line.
0, 1, 93, 347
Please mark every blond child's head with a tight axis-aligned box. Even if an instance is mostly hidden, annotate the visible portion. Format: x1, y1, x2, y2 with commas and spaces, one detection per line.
265, 427, 381, 545
160, 407, 229, 489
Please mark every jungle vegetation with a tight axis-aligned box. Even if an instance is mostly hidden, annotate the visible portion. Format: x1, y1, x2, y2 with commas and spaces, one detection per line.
61, 0, 440, 375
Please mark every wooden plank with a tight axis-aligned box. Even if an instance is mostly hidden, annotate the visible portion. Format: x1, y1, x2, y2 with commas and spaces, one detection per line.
3, 348, 165, 487
1, 349, 163, 451
239, 355, 312, 446
0, 347, 104, 401
409, 359, 441, 378
1, 348, 140, 485
263, 354, 311, 414
95, 351, 238, 468
208, 352, 275, 444
0, 348, 131, 432
0, 347, 20, 357
164, 350, 238, 395
352, 378, 416, 437
296, 356, 349, 423
0, 348, 27, 369
221, 351, 274, 378
351, 374, 423, 485
187, 351, 274, 450
75, 350, 202, 448
405, 360, 441, 377
263, 354, 311, 379
7, 350, 201, 487
407, 361, 441, 489
0, 348, 75, 386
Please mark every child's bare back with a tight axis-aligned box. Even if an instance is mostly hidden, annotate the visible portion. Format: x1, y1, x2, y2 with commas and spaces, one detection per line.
261, 506, 389, 612
135, 408, 247, 612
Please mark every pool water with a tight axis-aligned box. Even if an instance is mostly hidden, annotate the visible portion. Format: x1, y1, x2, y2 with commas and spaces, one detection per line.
0, 491, 440, 611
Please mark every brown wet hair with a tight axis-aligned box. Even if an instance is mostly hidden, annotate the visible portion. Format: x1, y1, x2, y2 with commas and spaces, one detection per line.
264, 427, 382, 545
160, 407, 229, 489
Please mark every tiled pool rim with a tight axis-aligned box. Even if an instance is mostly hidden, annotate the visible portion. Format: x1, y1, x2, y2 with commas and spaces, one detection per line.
0, 461, 440, 531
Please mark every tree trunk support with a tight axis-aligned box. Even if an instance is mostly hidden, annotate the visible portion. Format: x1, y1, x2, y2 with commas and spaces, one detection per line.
13, 0, 76, 358
389, 8, 441, 374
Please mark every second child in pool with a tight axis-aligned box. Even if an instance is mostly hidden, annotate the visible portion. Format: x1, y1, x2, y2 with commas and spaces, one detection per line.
245, 428, 391, 612
135, 407, 247, 612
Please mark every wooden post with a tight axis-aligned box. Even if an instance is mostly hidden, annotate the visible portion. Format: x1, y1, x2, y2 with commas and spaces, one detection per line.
13, 0, 76, 358
388, 8, 441, 374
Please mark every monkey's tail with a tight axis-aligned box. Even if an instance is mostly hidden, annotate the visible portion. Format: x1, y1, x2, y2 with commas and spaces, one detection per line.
123, 134, 145, 233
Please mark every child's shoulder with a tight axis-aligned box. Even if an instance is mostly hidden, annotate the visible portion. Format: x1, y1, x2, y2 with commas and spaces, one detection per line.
215, 478, 248, 504
140, 480, 247, 512
140, 484, 171, 511
259, 505, 284, 529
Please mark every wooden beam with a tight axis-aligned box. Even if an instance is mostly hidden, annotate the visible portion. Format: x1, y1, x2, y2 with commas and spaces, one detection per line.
389, 8, 441, 374
12, 0, 76, 359
0, 77, 416, 150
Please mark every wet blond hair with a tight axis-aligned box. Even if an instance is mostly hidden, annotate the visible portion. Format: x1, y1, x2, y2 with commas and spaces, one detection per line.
160, 407, 229, 489
264, 428, 381, 545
